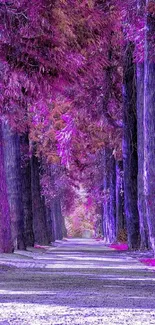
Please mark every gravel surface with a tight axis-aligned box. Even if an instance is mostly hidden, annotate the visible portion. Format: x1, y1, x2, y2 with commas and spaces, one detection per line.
0, 238, 154, 324
0, 304, 155, 325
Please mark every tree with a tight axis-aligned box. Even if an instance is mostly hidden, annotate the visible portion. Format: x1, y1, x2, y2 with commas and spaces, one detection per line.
20, 134, 34, 247
115, 161, 125, 241
30, 153, 49, 245
143, 0, 155, 254
0, 120, 13, 253
136, 0, 150, 250
2, 119, 25, 250
123, 42, 140, 250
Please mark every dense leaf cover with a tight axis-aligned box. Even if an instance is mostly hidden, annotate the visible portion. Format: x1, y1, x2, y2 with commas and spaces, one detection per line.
0, 0, 123, 210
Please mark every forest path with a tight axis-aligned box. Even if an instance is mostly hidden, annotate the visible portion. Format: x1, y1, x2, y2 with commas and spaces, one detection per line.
0, 238, 155, 324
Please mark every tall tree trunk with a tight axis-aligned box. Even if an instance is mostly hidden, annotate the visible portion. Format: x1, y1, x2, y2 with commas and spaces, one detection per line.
45, 207, 53, 243
123, 42, 140, 250
51, 197, 64, 241
137, 62, 150, 249
49, 164, 66, 242
136, 0, 150, 250
56, 197, 64, 239
116, 160, 125, 241
2, 119, 25, 250
102, 148, 116, 243
102, 148, 110, 242
20, 134, 34, 247
31, 154, 49, 245
0, 121, 13, 253
62, 211, 67, 238
109, 154, 116, 242
143, 2, 155, 254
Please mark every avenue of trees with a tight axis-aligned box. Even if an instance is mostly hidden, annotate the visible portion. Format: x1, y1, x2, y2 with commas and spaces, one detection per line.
0, 0, 155, 254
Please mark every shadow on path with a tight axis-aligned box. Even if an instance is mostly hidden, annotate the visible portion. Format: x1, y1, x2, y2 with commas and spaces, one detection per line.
0, 239, 155, 324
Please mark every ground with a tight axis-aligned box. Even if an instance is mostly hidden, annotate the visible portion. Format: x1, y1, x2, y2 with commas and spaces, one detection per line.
0, 239, 155, 324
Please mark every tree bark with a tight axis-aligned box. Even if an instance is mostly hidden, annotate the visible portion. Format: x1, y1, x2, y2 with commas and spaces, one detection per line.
116, 160, 125, 241
0, 121, 13, 253
45, 207, 53, 243
102, 148, 116, 243
48, 164, 66, 242
143, 4, 155, 253
51, 197, 64, 241
123, 42, 140, 250
20, 134, 34, 247
2, 119, 25, 250
137, 62, 150, 250
31, 154, 49, 245
109, 154, 116, 242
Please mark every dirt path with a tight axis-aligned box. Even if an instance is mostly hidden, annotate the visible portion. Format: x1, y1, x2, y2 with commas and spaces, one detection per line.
0, 238, 155, 324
